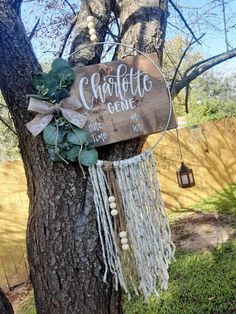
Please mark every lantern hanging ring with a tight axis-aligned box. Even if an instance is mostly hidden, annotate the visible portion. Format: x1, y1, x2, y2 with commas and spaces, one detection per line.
68, 41, 173, 150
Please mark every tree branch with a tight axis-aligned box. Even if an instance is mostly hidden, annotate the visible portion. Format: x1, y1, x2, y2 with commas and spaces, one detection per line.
165, 51, 183, 79
64, 0, 77, 16
0, 114, 17, 135
170, 34, 205, 93
28, 18, 40, 41
58, 15, 77, 57
171, 48, 236, 98
169, 0, 200, 43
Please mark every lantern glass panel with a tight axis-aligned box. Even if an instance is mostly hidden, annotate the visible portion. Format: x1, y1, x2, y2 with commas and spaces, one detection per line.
189, 172, 194, 184
181, 173, 189, 185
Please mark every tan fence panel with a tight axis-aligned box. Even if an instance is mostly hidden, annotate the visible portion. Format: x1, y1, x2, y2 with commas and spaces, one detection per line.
0, 160, 29, 291
148, 117, 236, 210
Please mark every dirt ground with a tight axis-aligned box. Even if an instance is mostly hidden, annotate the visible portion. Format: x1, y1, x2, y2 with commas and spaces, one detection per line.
171, 212, 235, 250
6, 283, 32, 313
7, 212, 235, 312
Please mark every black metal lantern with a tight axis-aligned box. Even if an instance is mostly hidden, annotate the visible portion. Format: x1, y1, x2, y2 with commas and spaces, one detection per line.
176, 162, 195, 188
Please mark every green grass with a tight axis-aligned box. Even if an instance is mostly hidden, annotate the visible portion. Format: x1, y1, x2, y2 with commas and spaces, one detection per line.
124, 239, 236, 314
15, 292, 36, 314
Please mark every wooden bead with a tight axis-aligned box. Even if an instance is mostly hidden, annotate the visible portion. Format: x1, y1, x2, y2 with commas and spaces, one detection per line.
108, 196, 116, 203
111, 209, 118, 216
109, 202, 117, 209
89, 28, 96, 35
88, 21, 95, 29
119, 231, 127, 238
121, 238, 128, 245
122, 244, 130, 251
90, 34, 98, 42
87, 16, 93, 23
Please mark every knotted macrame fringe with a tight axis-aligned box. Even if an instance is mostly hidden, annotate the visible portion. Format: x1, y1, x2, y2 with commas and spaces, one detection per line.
89, 149, 175, 299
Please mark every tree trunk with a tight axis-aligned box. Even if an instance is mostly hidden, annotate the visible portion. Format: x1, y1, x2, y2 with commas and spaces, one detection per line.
0, 0, 167, 313
0, 289, 14, 314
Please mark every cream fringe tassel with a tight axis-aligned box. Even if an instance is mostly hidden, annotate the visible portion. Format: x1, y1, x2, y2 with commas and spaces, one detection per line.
89, 149, 175, 298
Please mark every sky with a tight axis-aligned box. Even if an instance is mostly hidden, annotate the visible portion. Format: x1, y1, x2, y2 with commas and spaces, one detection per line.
21, 0, 236, 75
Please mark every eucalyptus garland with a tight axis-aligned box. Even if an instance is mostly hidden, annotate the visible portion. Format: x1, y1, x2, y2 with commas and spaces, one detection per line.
29, 58, 98, 166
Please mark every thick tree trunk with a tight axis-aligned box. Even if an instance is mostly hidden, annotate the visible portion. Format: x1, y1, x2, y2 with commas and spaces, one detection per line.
0, 289, 14, 314
0, 1, 120, 313
0, 0, 167, 313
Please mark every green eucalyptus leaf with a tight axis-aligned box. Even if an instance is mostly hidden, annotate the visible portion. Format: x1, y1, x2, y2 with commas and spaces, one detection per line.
27, 94, 50, 101
53, 88, 70, 102
58, 67, 75, 85
66, 145, 81, 161
57, 141, 72, 150
79, 148, 98, 167
43, 124, 64, 145
67, 128, 88, 145
51, 58, 69, 71
48, 146, 66, 161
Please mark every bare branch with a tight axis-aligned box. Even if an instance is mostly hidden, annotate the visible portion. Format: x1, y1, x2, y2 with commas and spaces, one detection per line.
0, 114, 17, 135
221, 0, 230, 51
64, 0, 77, 16
58, 16, 77, 57
28, 18, 40, 41
170, 34, 205, 93
169, 0, 201, 43
171, 48, 236, 98
165, 51, 183, 79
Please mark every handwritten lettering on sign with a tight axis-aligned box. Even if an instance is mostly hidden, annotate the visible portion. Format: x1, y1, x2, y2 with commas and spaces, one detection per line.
70, 53, 177, 147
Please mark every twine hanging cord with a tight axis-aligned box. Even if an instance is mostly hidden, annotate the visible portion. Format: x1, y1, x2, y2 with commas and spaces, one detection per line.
68, 41, 173, 151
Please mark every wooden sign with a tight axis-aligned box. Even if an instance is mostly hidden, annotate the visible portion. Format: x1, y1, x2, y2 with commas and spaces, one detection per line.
70, 53, 177, 147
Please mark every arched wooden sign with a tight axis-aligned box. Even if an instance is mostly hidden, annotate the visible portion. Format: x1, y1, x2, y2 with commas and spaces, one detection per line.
70, 53, 177, 147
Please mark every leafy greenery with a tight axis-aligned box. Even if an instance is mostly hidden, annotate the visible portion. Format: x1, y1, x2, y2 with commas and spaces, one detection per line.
29, 58, 98, 166
31, 58, 74, 103
186, 73, 236, 126
43, 117, 98, 165
172, 69, 236, 125
79, 148, 98, 167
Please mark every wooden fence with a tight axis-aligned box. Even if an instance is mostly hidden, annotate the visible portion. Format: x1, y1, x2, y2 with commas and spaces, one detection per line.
0, 161, 29, 291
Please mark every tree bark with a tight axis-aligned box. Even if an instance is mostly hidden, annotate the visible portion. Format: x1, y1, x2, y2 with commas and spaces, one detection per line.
0, 1, 120, 313
0, 0, 167, 313
0, 289, 14, 314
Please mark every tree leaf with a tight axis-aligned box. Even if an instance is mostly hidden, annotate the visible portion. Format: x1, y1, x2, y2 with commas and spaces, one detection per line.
53, 88, 70, 102
51, 58, 69, 71
67, 128, 88, 145
48, 146, 66, 161
79, 148, 98, 167
58, 67, 75, 85
43, 124, 64, 145
27, 94, 50, 101
66, 145, 81, 161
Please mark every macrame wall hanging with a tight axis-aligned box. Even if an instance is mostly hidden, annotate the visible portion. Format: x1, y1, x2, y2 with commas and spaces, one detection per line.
69, 37, 176, 298
26, 16, 180, 298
